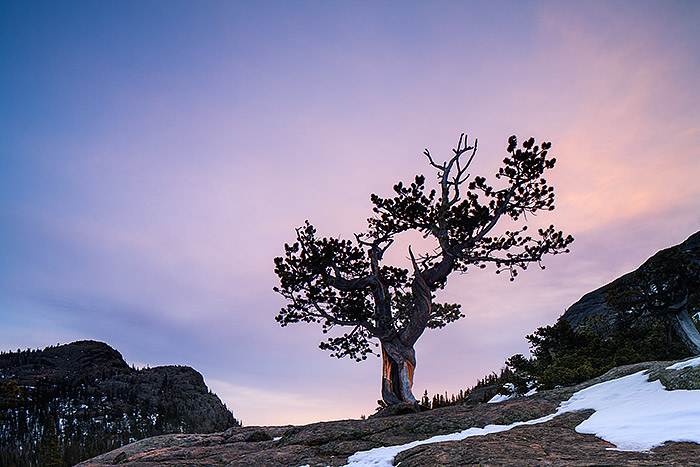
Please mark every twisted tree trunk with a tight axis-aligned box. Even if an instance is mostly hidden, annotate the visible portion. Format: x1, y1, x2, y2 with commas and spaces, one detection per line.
380, 340, 417, 404
379, 252, 434, 405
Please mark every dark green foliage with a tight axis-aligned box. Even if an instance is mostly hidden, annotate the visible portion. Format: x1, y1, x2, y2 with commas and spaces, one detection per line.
39, 419, 64, 467
506, 317, 691, 390
0, 381, 23, 408
417, 367, 517, 410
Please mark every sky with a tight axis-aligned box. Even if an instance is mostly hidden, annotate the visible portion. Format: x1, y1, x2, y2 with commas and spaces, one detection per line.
1, 0, 699, 426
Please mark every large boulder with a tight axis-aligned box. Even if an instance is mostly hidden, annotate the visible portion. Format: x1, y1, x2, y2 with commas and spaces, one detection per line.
562, 231, 700, 341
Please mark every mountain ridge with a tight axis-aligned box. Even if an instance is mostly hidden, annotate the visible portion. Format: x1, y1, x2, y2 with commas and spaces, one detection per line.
0, 340, 238, 466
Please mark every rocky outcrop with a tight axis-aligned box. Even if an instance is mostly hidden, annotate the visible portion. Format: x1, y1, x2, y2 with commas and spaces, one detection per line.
393, 410, 700, 467
78, 360, 700, 467
0, 340, 237, 466
562, 230, 700, 336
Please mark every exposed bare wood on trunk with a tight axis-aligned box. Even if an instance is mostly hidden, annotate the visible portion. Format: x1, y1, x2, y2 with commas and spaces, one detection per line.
381, 345, 401, 405
380, 340, 417, 403
399, 361, 416, 403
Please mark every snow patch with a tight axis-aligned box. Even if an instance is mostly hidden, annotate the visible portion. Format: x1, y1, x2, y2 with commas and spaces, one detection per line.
487, 393, 513, 404
666, 356, 700, 370
487, 383, 516, 403
561, 370, 700, 451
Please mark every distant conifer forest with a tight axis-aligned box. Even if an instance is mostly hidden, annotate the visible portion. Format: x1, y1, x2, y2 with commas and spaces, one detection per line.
0, 343, 239, 466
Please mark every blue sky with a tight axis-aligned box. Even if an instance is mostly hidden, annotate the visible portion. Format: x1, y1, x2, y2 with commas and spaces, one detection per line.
1, 0, 700, 425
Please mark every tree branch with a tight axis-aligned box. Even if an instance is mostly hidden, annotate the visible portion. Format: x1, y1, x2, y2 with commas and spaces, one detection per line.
330, 273, 376, 291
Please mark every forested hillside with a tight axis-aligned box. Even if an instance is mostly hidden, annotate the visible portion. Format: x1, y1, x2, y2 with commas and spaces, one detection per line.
0, 340, 238, 466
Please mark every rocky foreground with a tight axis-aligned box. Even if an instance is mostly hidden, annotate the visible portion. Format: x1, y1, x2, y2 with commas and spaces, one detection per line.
79, 360, 700, 467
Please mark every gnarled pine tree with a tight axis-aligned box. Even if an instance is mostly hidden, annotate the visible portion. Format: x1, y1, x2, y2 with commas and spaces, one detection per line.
274, 134, 574, 405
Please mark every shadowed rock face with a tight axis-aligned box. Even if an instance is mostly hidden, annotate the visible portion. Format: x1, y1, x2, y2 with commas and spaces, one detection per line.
0, 340, 237, 465
562, 231, 700, 333
78, 361, 700, 467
